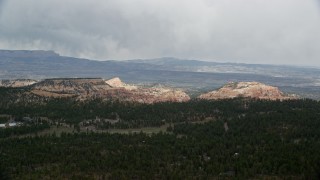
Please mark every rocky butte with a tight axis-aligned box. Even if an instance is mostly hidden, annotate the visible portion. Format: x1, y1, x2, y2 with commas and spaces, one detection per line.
31, 77, 191, 103
31, 78, 111, 98
1, 78, 297, 102
199, 82, 297, 100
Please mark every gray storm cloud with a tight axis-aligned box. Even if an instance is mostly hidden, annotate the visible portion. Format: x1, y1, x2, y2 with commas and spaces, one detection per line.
0, 0, 319, 66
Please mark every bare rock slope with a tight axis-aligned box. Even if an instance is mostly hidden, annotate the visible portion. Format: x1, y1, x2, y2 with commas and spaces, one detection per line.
199, 82, 297, 100
31, 77, 190, 103
31, 78, 112, 98
105, 77, 137, 90
0, 79, 37, 87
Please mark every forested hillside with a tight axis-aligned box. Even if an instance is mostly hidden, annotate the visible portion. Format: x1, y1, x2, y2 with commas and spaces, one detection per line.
1, 87, 320, 179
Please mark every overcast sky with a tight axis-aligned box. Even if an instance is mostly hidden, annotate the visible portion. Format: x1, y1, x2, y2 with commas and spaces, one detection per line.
0, 0, 319, 66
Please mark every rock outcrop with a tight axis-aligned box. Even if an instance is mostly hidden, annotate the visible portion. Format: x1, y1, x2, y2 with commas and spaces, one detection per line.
31, 78, 112, 98
31, 77, 190, 103
127, 87, 190, 104
0, 79, 37, 87
199, 82, 297, 100
105, 77, 137, 90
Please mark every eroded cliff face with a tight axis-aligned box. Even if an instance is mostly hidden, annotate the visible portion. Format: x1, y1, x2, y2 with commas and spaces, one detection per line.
128, 87, 190, 104
104, 77, 190, 103
31, 78, 112, 98
105, 77, 137, 90
199, 82, 297, 100
1, 79, 296, 102
0, 79, 37, 87
30, 77, 190, 103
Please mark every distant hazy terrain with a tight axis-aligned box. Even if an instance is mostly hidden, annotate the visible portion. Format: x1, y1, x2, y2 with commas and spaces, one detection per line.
1, 50, 320, 99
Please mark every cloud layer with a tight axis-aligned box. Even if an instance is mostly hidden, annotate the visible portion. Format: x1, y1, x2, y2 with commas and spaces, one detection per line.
0, 0, 319, 66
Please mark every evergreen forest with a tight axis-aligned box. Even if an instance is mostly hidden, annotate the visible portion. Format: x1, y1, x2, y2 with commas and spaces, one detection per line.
0, 87, 320, 179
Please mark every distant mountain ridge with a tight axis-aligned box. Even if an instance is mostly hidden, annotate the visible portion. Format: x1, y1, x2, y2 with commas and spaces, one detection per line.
0, 50, 59, 58
1, 49, 320, 99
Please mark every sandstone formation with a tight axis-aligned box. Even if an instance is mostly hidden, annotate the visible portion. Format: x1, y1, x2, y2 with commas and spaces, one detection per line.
31, 77, 190, 103
0, 79, 37, 87
105, 77, 137, 90
199, 82, 297, 100
129, 87, 190, 104
31, 78, 111, 98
